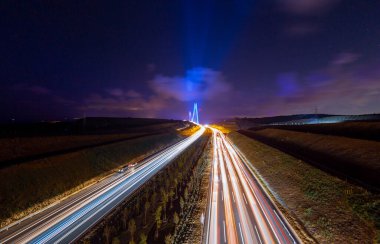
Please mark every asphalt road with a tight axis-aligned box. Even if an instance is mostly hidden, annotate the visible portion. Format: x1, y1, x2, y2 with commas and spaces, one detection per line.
0, 126, 205, 243
205, 128, 298, 244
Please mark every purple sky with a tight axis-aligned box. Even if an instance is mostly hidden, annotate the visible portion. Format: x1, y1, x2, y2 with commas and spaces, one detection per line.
1, 0, 380, 122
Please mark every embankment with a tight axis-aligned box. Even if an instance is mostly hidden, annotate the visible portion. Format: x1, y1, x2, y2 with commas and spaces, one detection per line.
239, 128, 380, 190
251, 121, 380, 141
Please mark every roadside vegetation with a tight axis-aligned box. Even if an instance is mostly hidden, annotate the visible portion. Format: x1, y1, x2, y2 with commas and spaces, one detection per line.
209, 124, 231, 134
178, 124, 201, 136
0, 131, 184, 228
210, 120, 238, 134
240, 128, 380, 189
81, 129, 211, 243
179, 137, 212, 243
172, 133, 212, 243
229, 132, 380, 243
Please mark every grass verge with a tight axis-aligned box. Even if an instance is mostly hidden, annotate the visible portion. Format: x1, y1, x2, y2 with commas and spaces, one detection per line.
241, 128, 380, 189
178, 124, 201, 136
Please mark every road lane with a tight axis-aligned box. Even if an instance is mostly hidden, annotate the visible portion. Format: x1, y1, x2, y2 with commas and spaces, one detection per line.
225, 139, 296, 244
205, 128, 298, 244
206, 130, 220, 244
217, 137, 239, 244
0, 126, 205, 243
221, 138, 259, 244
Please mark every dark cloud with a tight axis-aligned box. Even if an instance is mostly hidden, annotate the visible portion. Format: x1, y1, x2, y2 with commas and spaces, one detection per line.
3, 83, 76, 121
150, 67, 231, 102
280, 0, 341, 38
279, 0, 341, 16
82, 67, 232, 120
82, 54, 380, 120
251, 57, 380, 116
125, 90, 142, 98
276, 73, 301, 97
106, 88, 142, 98
331, 52, 360, 66
82, 92, 167, 118
106, 88, 124, 97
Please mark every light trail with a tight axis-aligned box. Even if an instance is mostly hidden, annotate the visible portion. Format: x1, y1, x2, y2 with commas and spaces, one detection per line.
217, 138, 239, 243
220, 136, 257, 244
204, 127, 298, 244
0, 126, 205, 244
225, 141, 292, 243
206, 128, 219, 244
222, 138, 276, 243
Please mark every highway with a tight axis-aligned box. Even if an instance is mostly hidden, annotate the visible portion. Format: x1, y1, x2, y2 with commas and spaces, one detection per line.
205, 128, 298, 244
0, 126, 205, 243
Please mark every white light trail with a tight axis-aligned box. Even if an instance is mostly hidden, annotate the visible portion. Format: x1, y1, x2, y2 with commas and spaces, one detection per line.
205, 127, 298, 244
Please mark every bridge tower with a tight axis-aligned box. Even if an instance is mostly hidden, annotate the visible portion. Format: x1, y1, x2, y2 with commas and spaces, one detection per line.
191, 102, 199, 124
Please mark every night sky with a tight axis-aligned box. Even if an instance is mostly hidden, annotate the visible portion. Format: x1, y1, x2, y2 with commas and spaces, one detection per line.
1, 0, 380, 122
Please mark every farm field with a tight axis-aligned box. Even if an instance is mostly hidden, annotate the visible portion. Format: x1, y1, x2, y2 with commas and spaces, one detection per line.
239, 128, 380, 190
251, 121, 380, 141
0, 133, 145, 165
0, 129, 186, 228
0, 119, 186, 167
